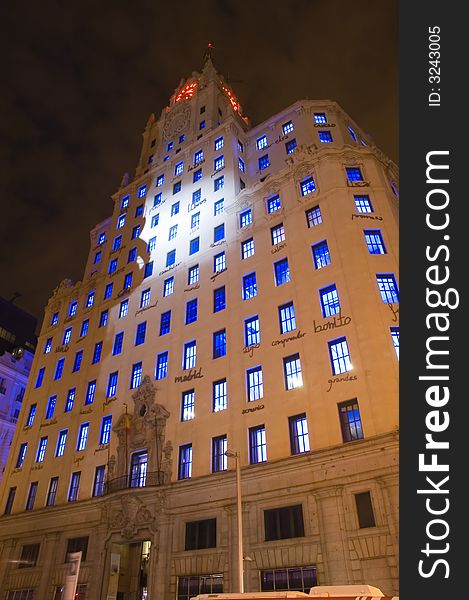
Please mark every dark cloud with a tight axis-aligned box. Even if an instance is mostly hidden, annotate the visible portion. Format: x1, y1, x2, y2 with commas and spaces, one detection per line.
0, 0, 398, 325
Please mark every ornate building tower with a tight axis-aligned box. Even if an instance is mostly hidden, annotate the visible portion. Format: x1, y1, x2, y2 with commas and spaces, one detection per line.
0, 57, 399, 600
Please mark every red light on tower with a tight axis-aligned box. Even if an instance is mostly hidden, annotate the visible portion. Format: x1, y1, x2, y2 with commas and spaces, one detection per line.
175, 81, 198, 103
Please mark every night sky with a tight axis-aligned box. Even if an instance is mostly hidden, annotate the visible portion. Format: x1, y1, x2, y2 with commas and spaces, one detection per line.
1, 0, 398, 328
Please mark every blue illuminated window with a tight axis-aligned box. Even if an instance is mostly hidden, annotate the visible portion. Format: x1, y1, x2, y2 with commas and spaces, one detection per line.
214, 251, 226, 272
247, 366, 263, 402
348, 126, 357, 141
93, 466, 106, 497
163, 277, 174, 297
306, 205, 322, 227
135, 204, 143, 218
191, 212, 200, 229
129, 248, 138, 264
131, 362, 143, 389
279, 302, 296, 334
45, 395, 56, 420
92, 341, 102, 364
199, 120, 205, 130
214, 287, 226, 312
175, 161, 184, 176
181, 390, 195, 421
214, 223, 225, 242
188, 265, 199, 285
346, 167, 363, 182
319, 130, 333, 143
156, 174, 164, 187
179, 134, 185, 143
68, 301, 78, 317
320, 284, 340, 317
339, 399, 364, 442
148, 236, 157, 252
328, 337, 352, 375
183, 341, 196, 370
249, 425, 267, 464
160, 311, 171, 335
104, 283, 113, 299
113, 331, 124, 355
65, 388, 75, 412
214, 198, 224, 215
156, 351, 168, 380
238, 139, 244, 153
117, 214, 126, 228
189, 237, 200, 255
300, 176, 316, 196
119, 300, 128, 318
16, 443, 27, 468
213, 329, 226, 358
62, 327, 72, 345
171, 201, 180, 216
135, 322, 147, 346
43, 338, 52, 354
289, 414, 310, 454
68, 472, 81, 502
214, 155, 224, 171
154, 193, 162, 206
169, 225, 178, 241
94, 251, 101, 264
213, 379, 227, 412
100, 415, 112, 445
257, 135, 267, 150
138, 185, 147, 198
36, 437, 48, 462
245, 315, 260, 346
192, 189, 202, 206
283, 120, 294, 135
51, 312, 59, 326
35, 366, 45, 387
173, 181, 182, 195
214, 136, 224, 150
178, 444, 192, 480
238, 157, 245, 172
56, 430, 68, 457
354, 195, 373, 213
364, 230, 386, 254
112, 235, 122, 251
27, 404, 37, 426
193, 168, 202, 182
391, 327, 400, 359
267, 195, 281, 213
72, 350, 83, 372
194, 149, 204, 164
143, 261, 153, 279
99, 309, 108, 327
312, 241, 331, 269
151, 214, 159, 228
314, 113, 327, 124
285, 138, 297, 155
131, 224, 140, 239
258, 154, 270, 170
54, 359, 65, 380
274, 258, 290, 286
214, 176, 224, 191
107, 371, 118, 397
121, 195, 129, 209
124, 272, 133, 289
240, 208, 252, 228
271, 223, 285, 245
186, 300, 198, 325
283, 353, 303, 389
109, 258, 118, 274
85, 380, 96, 405
86, 291, 95, 308
167, 141, 173, 151
77, 423, 89, 451
242, 238, 255, 259
212, 436, 228, 472
242, 272, 257, 299
377, 274, 399, 303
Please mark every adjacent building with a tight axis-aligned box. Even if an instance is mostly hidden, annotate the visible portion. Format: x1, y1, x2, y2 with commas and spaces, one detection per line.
0, 57, 399, 600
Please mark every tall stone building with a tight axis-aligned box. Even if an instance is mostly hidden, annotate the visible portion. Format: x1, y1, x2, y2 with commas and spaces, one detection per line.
0, 58, 399, 600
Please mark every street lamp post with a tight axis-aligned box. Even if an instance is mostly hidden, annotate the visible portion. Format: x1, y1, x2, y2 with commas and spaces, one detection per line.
225, 450, 244, 593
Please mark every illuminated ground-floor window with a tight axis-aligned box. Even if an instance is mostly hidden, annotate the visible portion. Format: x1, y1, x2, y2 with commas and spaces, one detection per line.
260, 565, 317, 593
177, 574, 223, 600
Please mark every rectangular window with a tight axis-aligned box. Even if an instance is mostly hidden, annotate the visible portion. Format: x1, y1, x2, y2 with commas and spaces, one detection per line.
241, 238, 255, 259
348, 126, 358, 141
242, 272, 257, 299
25, 482, 38, 511
213, 379, 227, 412
43, 337, 53, 354
279, 302, 296, 334
19, 542, 40, 567
175, 161, 184, 176
193, 168, 202, 183
36, 436, 48, 462
181, 389, 195, 421
185, 518, 216, 550
68, 472, 81, 502
271, 223, 285, 245
285, 139, 297, 154
257, 135, 267, 150
86, 290, 95, 307
111, 332, 124, 357
267, 195, 281, 213
54, 359, 65, 380
338, 399, 364, 442
283, 120, 294, 135
214, 176, 224, 191
62, 327, 72, 345
68, 300, 78, 317
124, 272, 133, 289
169, 224, 178, 240
148, 236, 157, 253
109, 258, 118, 273
183, 341, 197, 370
189, 237, 200, 255
305, 205, 322, 227
26, 404, 37, 426
346, 167, 363, 182
156, 174, 164, 187
151, 214, 159, 228
65, 388, 75, 412
92, 341, 102, 364
156, 351, 169, 380
35, 366, 45, 387
300, 176, 316, 196
104, 283, 113, 300
131, 225, 140, 240
100, 415, 112, 444
117, 214, 126, 229
391, 326, 400, 359
319, 130, 333, 143
320, 284, 340, 317
51, 312, 59, 326
238, 157, 245, 172
45, 395, 56, 420
245, 315, 260, 346
171, 201, 180, 216
192, 188, 202, 204
138, 184, 147, 198
328, 337, 352, 375
140, 288, 151, 308
247, 366, 263, 401
135, 321, 147, 346
112, 235, 122, 251
99, 309, 109, 327
128, 247, 137, 263
84, 379, 96, 405
93, 466, 106, 497
314, 112, 327, 124
214, 136, 224, 150
77, 423, 89, 451
79, 320, 89, 338
107, 371, 119, 397
72, 350, 83, 372
289, 414, 310, 454
376, 273, 399, 303
249, 424, 267, 463
213, 286, 226, 312
364, 229, 387, 254
260, 566, 317, 593
16, 443, 27, 468
214, 252, 226, 272
240, 209, 252, 228
186, 300, 198, 324
212, 435, 227, 472
214, 198, 224, 215
4, 487, 16, 516
131, 362, 143, 389
284, 353, 303, 389
160, 310, 171, 335
194, 149, 204, 164
214, 155, 224, 171
188, 265, 199, 285
214, 223, 225, 242
264, 505, 305, 541
213, 329, 226, 358
144, 260, 153, 278
56, 429, 68, 457
191, 211, 200, 229
178, 444, 193, 479
120, 195, 129, 209
154, 192, 162, 207
274, 258, 290, 286
46, 476, 59, 507
135, 203, 144, 217
355, 492, 376, 528
354, 195, 373, 213
129, 450, 148, 488
166, 250, 176, 267
163, 276, 174, 297
66, 536, 89, 561
312, 240, 331, 269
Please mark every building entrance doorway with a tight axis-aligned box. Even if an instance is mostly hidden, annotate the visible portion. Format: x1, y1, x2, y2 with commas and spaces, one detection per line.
113, 540, 151, 600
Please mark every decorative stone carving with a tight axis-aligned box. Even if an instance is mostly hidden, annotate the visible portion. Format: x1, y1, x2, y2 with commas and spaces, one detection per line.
162, 104, 191, 142
120, 172, 130, 188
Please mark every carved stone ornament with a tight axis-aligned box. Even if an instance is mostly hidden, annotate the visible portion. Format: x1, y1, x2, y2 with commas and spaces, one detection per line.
120, 172, 130, 188
109, 494, 157, 539
162, 104, 191, 142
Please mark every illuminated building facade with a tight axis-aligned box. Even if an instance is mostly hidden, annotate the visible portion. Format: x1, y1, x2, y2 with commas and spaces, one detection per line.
0, 58, 399, 599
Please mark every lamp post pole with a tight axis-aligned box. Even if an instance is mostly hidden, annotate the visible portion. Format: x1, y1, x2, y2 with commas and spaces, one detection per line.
226, 450, 244, 592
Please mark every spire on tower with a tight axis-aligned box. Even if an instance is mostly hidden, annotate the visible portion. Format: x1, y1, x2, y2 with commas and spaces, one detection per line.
203, 41, 214, 65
